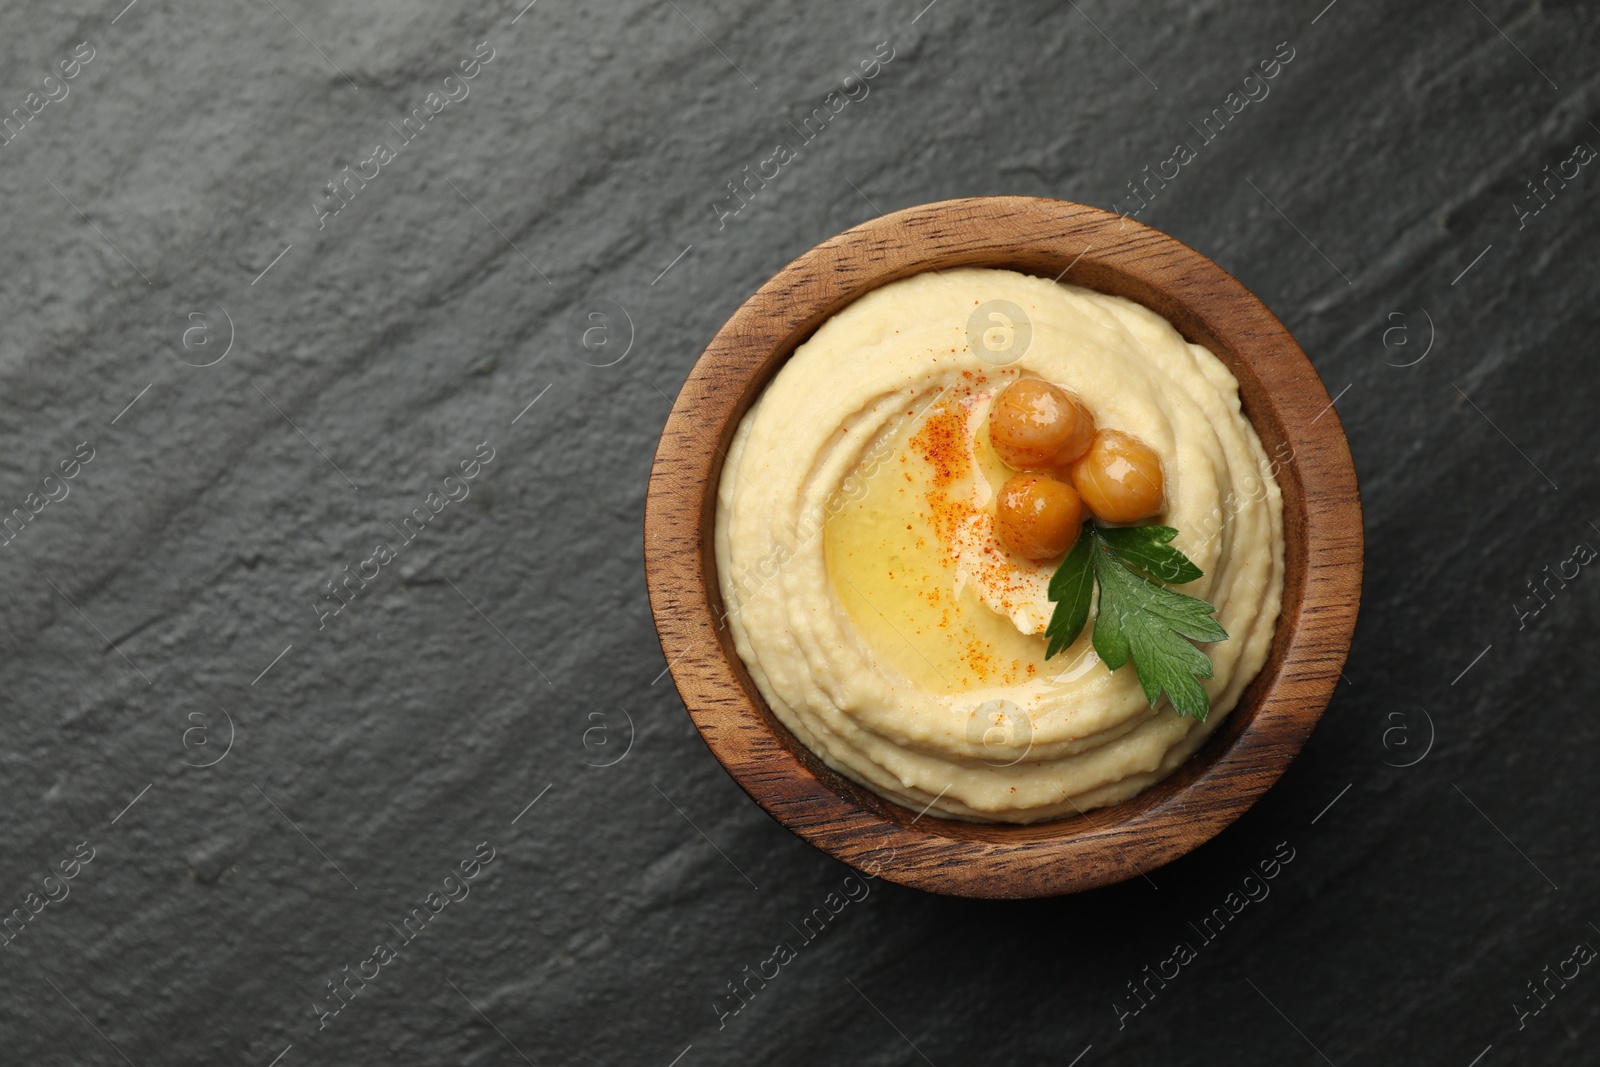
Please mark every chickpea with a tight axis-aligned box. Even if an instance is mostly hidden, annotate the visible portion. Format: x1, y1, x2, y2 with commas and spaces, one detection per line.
1070, 429, 1165, 523
995, 473, 1084, 561
987, 378, 1096, 471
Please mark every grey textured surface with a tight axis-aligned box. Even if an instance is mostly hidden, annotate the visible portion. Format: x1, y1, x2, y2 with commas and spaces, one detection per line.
1, 0, 1596, 1064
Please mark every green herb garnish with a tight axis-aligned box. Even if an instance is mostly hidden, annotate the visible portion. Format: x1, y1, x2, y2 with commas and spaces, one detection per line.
1044, 522, 1228, 721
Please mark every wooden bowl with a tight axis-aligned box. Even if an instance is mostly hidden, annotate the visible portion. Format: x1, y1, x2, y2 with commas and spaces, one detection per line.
644, 197, 1361, 898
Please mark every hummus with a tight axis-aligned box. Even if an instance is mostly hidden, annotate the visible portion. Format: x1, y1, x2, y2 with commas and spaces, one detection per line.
714, 268, 1285, 823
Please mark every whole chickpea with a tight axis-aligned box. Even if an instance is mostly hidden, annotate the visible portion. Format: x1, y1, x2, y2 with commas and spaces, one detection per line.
987, 378, 1096, 471
995, 473, 1084, 561
1070, 429, 1164, 523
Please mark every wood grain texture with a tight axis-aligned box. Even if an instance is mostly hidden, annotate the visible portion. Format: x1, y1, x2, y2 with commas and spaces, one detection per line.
643, 197, 1363, 898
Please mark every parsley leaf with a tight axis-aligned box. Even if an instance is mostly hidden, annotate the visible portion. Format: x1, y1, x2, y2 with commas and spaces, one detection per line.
1044, 530, 1095, 659
1094, 524, 1203, 585
1043, 521, 1228, 720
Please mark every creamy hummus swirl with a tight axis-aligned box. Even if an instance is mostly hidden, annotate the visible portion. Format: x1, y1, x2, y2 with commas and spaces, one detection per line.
715, 268, 1284, 823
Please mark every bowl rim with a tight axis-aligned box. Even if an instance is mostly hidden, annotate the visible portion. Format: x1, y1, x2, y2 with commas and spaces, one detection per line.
644, 195, 1362, 898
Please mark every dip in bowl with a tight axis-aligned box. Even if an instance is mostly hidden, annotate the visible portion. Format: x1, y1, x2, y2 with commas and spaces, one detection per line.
716, 268, 1286, 824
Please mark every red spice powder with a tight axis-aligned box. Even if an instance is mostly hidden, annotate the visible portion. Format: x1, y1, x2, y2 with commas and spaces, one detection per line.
908, 399, 970, 489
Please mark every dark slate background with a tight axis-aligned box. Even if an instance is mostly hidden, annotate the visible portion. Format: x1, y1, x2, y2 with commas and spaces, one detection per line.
0, 0, 1595, 1064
